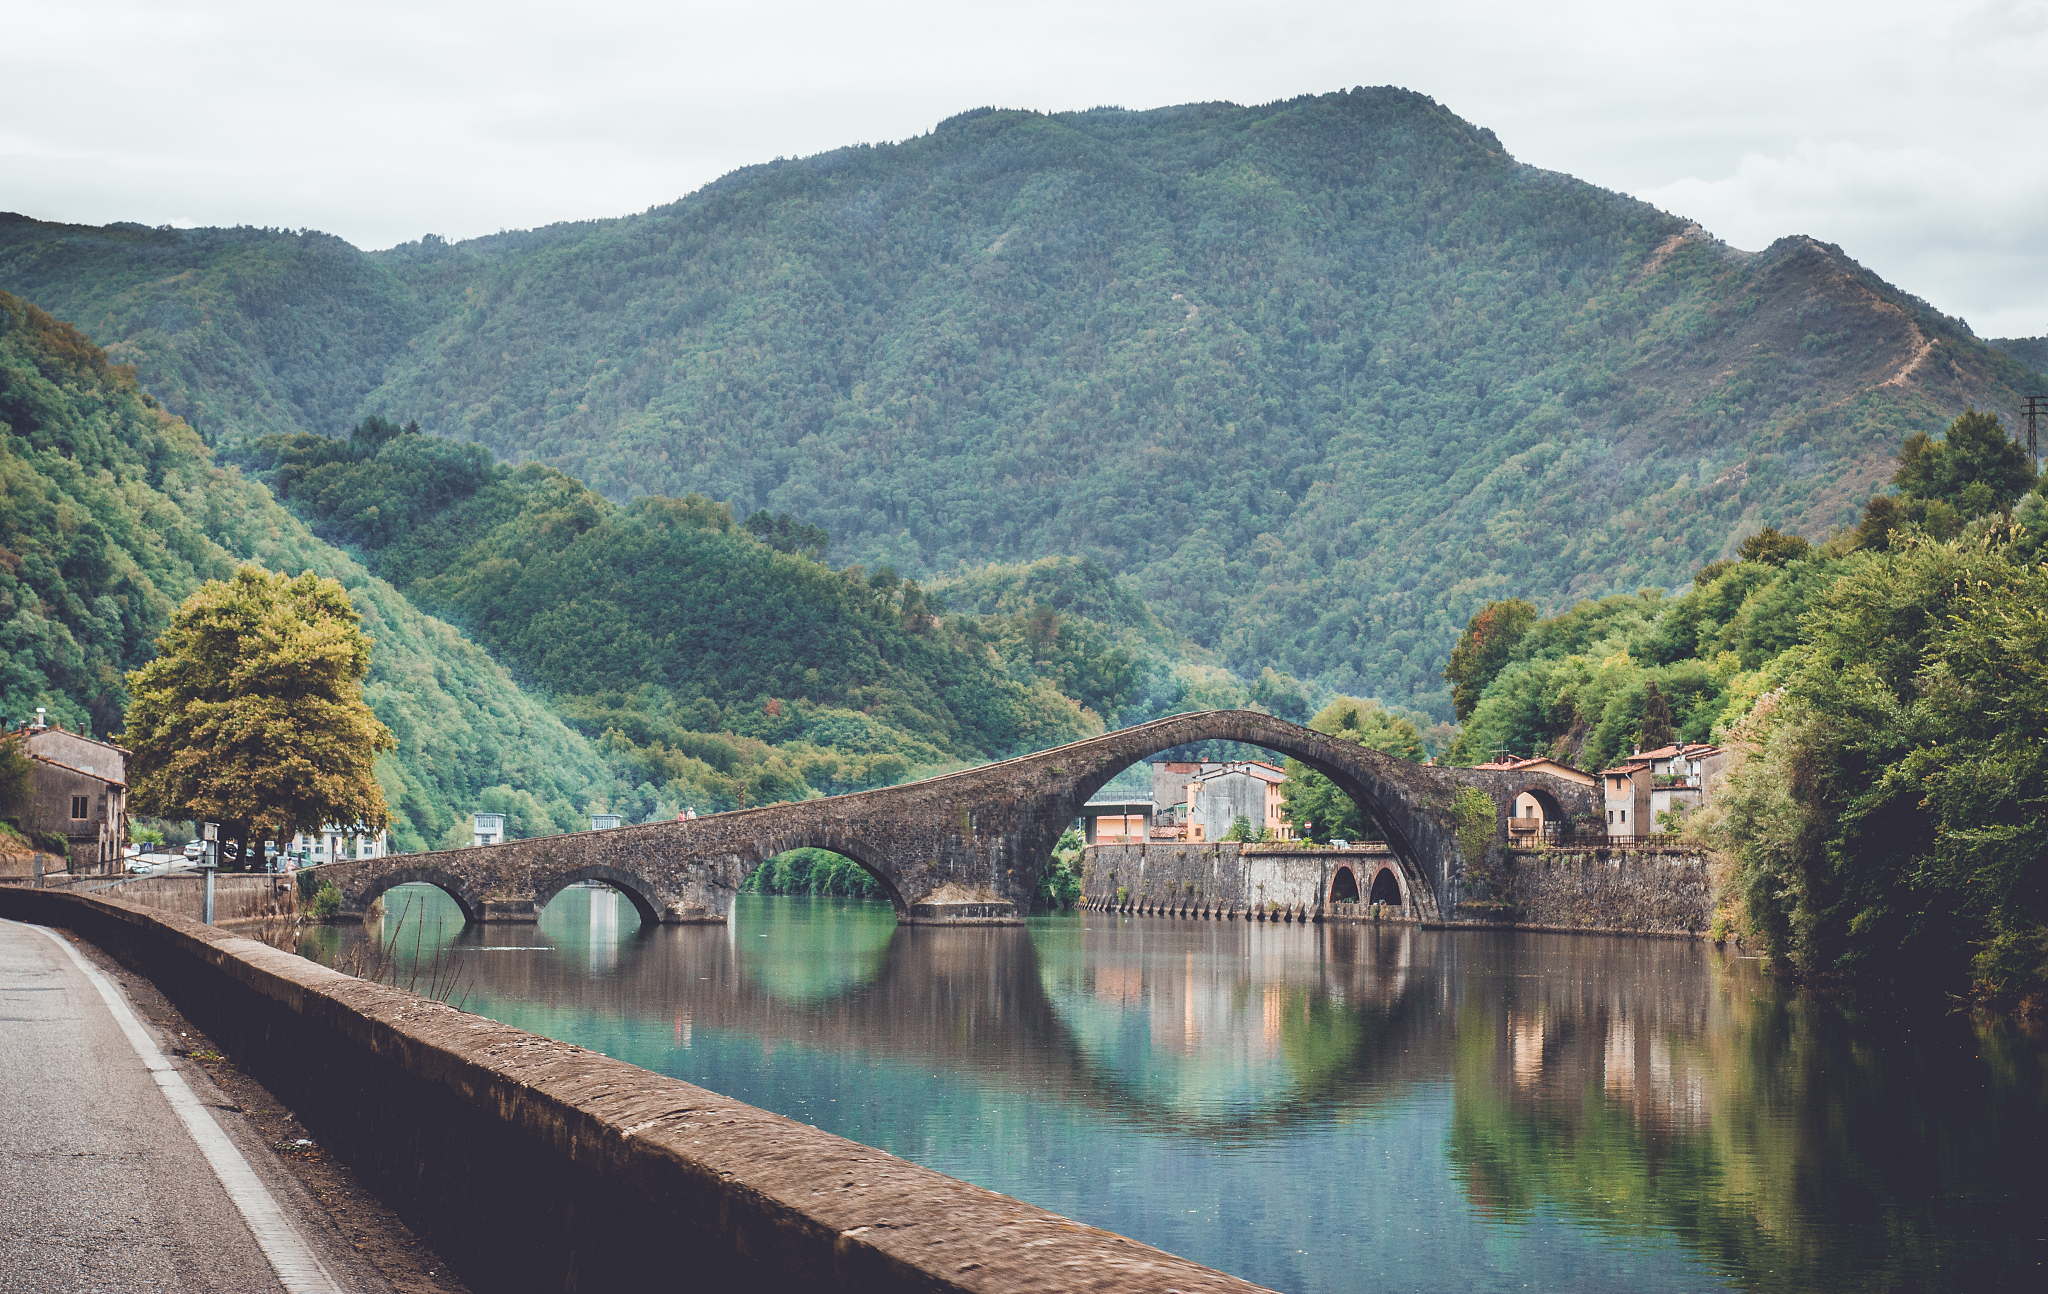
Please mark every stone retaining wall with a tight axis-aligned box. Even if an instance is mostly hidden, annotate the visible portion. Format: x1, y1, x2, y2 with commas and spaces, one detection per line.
14, 871, 297, 925
1082, 843, 1714, 936
1081, 844, 1408, 920
0, 885, 1268, 1294
1502, 846, 1713, 935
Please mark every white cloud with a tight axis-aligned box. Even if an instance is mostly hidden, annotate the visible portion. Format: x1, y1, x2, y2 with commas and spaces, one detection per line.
2, 0, 2044, 335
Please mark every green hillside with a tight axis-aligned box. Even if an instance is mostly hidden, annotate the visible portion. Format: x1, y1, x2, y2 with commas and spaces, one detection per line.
0, 291, 610, 851
220, 417, 1181, 804
5, 89, 2040, 715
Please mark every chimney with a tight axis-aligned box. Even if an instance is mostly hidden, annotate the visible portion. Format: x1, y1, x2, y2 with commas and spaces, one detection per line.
34, 707, 46, 729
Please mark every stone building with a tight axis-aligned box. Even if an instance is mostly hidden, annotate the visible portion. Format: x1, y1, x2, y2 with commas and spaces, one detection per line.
1472, 755, 1597, 843
4, 714, 128, 874
1185, 761, 1295, 842
1601, 743, 1724, 839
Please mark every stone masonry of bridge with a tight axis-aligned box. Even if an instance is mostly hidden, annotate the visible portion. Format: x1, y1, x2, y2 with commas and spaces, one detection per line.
314, 710, 1600, 927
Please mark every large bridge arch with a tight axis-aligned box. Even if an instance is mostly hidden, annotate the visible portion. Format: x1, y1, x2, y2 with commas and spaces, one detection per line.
313, 711, 1599, 929
1039, 713, 1474, 919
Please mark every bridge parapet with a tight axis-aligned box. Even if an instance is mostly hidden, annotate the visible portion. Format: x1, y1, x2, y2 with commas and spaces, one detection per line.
313, 711, 1601, 927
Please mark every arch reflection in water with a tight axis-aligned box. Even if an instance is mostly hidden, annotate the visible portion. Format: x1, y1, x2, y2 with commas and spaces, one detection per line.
301, 894, 2048, 1294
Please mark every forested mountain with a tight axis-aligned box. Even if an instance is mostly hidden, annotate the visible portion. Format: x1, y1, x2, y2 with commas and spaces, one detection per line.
1989, 336, 2048, 380
0, 292, 609, 851
4, 88, 2040, 714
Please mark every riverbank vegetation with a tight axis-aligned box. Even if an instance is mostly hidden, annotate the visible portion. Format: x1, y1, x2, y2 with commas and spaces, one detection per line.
1448, 409, 2048, 1009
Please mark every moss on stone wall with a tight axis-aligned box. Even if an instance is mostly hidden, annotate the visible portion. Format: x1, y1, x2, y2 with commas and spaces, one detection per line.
1453, 787, 1495, 867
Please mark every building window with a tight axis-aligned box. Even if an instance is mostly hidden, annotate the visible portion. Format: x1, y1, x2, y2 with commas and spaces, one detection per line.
70, 796, 89, 819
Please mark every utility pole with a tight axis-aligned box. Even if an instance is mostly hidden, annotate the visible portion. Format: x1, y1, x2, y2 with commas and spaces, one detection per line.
201, 821, 218, 925
2024, 394, 2047, 464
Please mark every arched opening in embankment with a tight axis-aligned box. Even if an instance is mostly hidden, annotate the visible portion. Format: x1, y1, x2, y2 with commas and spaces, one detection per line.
1369, 867, 1403, 906
1508, 785, 1569, 846
1330, 866, 1360, 904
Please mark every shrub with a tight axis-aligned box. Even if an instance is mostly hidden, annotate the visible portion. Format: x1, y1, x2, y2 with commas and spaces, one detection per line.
309, 881, 343, 918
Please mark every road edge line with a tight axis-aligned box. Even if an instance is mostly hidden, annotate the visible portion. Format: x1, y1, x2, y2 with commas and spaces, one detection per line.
29, 922, 347, 1294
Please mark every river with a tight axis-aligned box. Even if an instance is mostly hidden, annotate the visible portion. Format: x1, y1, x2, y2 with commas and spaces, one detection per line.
300, 886, 2047, 1293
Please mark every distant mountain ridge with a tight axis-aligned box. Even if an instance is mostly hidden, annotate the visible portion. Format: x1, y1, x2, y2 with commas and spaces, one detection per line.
3, 87, 2039, 716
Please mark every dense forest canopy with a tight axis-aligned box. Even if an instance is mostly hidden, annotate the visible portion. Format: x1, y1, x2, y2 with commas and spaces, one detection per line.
6, 89, 2041, 715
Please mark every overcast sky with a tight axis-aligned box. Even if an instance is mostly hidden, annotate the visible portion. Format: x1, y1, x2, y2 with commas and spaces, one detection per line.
6, 0, 2044, 337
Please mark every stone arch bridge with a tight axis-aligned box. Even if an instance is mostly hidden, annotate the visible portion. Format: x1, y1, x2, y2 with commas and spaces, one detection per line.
313, 710, 1598, 927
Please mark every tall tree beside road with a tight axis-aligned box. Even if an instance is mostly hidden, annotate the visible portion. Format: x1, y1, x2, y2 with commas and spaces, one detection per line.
122, 566, 396, 870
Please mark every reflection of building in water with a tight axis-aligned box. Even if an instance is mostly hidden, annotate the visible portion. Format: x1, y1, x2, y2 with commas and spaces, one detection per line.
588, 886, 619, 974
1512, 1015, 1545, 1088
1472, 941, 1714, 1135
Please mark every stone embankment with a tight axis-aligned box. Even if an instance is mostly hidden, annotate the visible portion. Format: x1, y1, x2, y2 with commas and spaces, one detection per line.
18, 870, 299, 925
0, 885, 1271, 1294
1083, 843, 1713, 936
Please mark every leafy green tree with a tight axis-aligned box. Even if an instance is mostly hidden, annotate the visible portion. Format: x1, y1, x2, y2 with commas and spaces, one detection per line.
1036, 826, 1085, 908
1892, 408, 2037, 515
0, 737, 31, 824
1446, 600, 1539, 721
1281, 696, 1425, 841
1709, 536, 2047, 1002
1250, 667, 1312, 723
1223, 814, 1256, 843
742, 510, 830, 560
1854, 410, 2039, 551
1737, 527, 1812, 566
1638, 680, 1674, 750
123, 566, 397, 871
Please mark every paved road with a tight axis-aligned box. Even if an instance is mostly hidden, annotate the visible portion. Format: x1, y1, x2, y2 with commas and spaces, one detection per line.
0, 918, 352, 1293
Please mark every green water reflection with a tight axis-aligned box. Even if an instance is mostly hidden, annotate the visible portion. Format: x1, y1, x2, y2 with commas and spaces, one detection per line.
304, 888, 2048, 1293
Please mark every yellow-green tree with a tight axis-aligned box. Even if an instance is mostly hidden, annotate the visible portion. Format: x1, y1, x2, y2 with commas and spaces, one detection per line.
1279, 696, 1426, 841
123, 566, 396, 870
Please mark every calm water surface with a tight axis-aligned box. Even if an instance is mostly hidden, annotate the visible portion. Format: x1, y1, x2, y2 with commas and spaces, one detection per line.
304, 888, 2048, 1293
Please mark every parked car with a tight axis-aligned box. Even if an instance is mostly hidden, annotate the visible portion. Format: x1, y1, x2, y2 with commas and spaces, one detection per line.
183, 841, 205, 860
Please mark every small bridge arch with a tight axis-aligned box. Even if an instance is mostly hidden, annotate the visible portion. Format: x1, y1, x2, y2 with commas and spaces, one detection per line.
354, 864, 484, 925
314, 711, 1599, 928
531, 866, 665, 927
